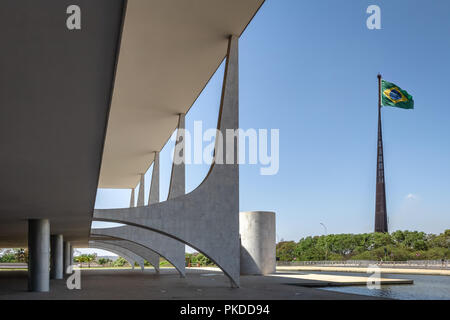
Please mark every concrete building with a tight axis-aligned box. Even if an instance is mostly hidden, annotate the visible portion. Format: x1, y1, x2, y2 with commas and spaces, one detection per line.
0, 0, 269, 293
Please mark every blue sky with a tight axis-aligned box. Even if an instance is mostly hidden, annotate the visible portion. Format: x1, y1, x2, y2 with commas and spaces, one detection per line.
92, 0, 450, 249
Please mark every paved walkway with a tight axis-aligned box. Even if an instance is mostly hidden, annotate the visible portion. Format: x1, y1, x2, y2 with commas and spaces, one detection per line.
0, 268, 385, 300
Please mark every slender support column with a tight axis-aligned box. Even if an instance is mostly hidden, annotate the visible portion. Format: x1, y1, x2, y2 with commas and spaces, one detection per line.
28, 219, 50, 292
148, 151, 160, 204
147, 151, 161, 272
50, 234, 63, 279
137, 174, 145, 206
166, 114, 186, 275
167, 113, 185, 200
70, 245, 74, 267
63, 241, 71, 275
129, 188, 135, 207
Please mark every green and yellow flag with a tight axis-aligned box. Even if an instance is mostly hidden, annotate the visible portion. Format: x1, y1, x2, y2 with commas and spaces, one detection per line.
381, 80, 414, 109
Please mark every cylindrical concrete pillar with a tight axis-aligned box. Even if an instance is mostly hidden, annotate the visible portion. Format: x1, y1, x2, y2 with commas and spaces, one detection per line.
70, 245, 74, 267
50, 234, 63, 279
28, 219, 50, 292
239, 211, 276, 275
63, 241, 71, 275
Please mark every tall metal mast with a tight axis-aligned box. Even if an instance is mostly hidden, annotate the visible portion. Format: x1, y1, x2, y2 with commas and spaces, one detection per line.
375, 74, 388, 233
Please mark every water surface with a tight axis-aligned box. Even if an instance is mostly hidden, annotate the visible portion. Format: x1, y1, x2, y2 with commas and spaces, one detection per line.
317, 271, 450, 300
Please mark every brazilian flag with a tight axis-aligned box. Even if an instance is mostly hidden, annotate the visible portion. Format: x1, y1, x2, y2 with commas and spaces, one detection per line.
381, 80, 414, 109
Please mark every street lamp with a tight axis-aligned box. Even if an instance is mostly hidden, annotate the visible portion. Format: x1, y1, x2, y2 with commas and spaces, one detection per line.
320, 222, 327, 235
320, 222, 328, 261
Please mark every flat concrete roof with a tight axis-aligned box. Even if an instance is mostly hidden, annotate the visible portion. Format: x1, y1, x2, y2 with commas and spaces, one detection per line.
0, 0, 125, 247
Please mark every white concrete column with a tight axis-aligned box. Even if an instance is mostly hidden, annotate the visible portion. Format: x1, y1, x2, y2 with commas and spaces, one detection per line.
240, 211, 276, 275
50, 234, 63, 279
70, 245, 74, 267
63, 241, 71, 275
137, 174, 145, 206
217, 35, 239, 165
148, 151, 160, 204
167, 113, 185, 199
28, 219, 50, 292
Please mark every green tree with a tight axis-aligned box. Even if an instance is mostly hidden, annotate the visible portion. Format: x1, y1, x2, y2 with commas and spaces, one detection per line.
85, 254, 97, 268
275, 230, 450, 262
428, 230, 450, 249
196, 253, 213, 266
14, 248, 28, 263
113, 257, 128, 267
75, 255, 87, 267
391, 230, 405, 244
74, 254, 97, 267
98, 258, 112, 266
0, 250, 16, 263
276, 241, 297, 261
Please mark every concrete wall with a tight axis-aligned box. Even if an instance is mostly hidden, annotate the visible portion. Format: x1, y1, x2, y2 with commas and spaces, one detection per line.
240, 211, 276, 275
93, 36, 240, 287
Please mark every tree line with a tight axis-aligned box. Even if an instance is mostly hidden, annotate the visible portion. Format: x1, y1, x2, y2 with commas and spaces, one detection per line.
0, 248, 27, 263
276, 229, 450, 261
0, 249, 216, 268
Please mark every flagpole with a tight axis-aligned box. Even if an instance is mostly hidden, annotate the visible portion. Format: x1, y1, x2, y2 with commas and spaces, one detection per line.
375, 74, 388, 233
378, 74, 382, 111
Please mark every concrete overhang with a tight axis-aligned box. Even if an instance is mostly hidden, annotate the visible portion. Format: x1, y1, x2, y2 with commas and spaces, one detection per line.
98, 0, 264, 188
0, 0, 125, 247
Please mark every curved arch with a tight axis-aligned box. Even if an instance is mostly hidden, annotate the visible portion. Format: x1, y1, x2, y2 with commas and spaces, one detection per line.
92, 221, 233, 283
89, 241, 143, 270
91, 226, 185, 277
94, 239, 160, 273
89, 241, 144, 270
